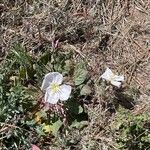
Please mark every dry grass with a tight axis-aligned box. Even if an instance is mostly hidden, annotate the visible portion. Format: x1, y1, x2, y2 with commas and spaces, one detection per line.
0, 0, 150, 149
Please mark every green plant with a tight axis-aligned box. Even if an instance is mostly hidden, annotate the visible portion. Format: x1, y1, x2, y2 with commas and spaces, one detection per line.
112, 108, 150, 150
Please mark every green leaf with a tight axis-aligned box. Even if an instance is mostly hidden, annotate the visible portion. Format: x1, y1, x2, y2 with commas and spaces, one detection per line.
26, 120, 36, 126
36, 126, 45, 136
38, 52, 51, 65
71, 120, 88, 129
66, 99, 80, 115
11, 44, 33, 65
78, 105, 83, 114
50, 119, 63, 136
19, 66, 27, 79
73, 63, 88, 86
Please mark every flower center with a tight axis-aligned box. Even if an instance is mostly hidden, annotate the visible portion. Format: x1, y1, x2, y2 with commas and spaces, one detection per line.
109, 74, 115, 81
50, 83, 60, 94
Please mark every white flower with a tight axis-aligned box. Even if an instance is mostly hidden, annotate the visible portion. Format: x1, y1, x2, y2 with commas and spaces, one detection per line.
41, 72, 72, 104
101, 68, 124, 88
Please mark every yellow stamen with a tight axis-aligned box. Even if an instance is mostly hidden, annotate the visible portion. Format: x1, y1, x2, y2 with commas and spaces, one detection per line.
50, 83, 60, 93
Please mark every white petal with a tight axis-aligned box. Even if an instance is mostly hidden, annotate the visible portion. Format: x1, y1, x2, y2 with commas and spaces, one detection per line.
45, 88, 60, 104
47, 93, 60, 104
101, 67, 114, 81
59, 84, 72, 101
114, 75, 124, 82
41, 72, 63, 92
51, 72, 63, 84
44, 90, 49, 102
111, 81, 121, 88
